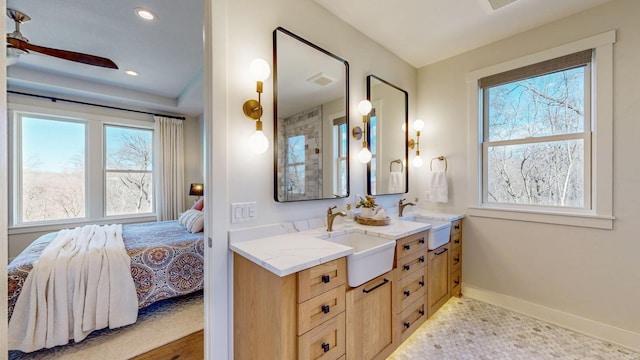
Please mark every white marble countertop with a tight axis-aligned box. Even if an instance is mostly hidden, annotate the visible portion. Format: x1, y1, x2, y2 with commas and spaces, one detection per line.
229, 218, 433, 277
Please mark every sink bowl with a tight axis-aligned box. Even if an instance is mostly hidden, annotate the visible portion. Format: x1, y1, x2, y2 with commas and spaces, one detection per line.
323, 232, 395, 287
412, 217, 451, 250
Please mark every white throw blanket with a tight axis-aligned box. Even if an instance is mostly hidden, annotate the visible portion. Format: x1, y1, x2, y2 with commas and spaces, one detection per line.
8, 224, 138, 352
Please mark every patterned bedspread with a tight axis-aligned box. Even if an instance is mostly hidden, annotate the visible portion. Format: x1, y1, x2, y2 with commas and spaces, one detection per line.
8, 220, 205, 321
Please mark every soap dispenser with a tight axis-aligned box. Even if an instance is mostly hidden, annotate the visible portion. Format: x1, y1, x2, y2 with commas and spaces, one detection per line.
345, 203, 354, 221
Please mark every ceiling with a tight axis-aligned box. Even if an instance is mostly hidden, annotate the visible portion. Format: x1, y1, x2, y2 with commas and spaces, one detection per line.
314, 0, 616, 68
5, 0, 204, 117
5, 0, 616, 118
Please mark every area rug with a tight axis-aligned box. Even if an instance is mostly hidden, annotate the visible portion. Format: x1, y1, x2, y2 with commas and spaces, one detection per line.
9, 290, 204, 360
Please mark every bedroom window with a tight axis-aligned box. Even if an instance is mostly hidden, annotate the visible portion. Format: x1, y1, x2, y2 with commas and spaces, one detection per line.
15, 114, 87, 223
481, 50, 592, 209
104, 125, 154, 216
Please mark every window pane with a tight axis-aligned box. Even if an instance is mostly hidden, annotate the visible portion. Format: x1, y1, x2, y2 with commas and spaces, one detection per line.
105, 126, 154, 216
487, 67, 585, 141
21, 117, 86, 222
105, 172, 153, 216
487, 139, 584, 207
105, 126, 153, 170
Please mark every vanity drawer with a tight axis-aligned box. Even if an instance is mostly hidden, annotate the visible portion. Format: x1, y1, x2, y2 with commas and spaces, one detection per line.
398, 269, 426, 311
396, 250, 426, 277
298, 311, 345, 360
398, 296, 427, 342
395, 231, 428, 260
450, 219, 462, 236
450, 246, 462, 273
450, 269, 462, 298
298, 258, 347, 303
450, 232, 462, 250
298, 286, 346, 335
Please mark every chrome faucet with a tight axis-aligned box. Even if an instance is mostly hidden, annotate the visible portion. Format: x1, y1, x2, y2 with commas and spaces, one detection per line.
327, 206, 346, 232
398, 198, 415, 217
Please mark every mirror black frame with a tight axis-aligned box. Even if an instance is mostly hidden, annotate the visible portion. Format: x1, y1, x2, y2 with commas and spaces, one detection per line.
273, 27, 350, 202
366, 74, 409, 195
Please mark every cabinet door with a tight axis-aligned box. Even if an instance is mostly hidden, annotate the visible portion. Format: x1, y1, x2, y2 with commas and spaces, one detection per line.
346, 271, 396, 360
427, 245, 450, 316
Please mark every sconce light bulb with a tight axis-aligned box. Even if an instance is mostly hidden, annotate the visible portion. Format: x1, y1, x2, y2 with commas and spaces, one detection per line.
358, 147, 372, 163
413, 155, 424, 168
413, 119, 425, 131
249, 59, 271, 82
249, 129, 269, 154
357, 100, 372, 116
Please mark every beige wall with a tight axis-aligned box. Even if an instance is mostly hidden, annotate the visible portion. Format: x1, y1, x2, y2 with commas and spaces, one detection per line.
416, 0, 640, 343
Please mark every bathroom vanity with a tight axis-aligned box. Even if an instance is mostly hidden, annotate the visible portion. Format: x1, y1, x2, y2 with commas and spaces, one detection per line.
231, 216, 463, 360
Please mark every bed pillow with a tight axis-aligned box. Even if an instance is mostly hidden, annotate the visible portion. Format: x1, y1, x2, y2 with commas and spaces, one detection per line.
191, 198, 204, 211
179, 209, 205, 233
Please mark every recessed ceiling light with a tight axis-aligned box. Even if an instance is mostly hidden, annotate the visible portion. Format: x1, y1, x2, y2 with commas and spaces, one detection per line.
134, 7, 156, 20
125, 70, 139, 76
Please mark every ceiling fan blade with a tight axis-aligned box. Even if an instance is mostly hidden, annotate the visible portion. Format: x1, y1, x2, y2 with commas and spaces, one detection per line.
7, 37, 118, 69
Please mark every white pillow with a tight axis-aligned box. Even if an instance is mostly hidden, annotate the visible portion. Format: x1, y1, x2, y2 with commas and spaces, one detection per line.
179, 209, 204, 233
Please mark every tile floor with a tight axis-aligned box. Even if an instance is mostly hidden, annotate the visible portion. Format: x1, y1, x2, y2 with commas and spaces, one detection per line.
389, 297, 640, 360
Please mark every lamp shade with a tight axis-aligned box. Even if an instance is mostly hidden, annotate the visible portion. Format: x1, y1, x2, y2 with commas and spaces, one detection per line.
189, 183, 204, 196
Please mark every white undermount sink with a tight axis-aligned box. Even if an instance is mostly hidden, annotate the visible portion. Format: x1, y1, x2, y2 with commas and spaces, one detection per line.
322, 232, 395, 287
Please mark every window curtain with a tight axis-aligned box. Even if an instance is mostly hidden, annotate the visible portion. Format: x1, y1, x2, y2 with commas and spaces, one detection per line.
154, 116, 185, 220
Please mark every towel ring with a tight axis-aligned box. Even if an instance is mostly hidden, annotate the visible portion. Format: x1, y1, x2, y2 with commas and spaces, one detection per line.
430, 156, 448, 171
390, 159, 403, 173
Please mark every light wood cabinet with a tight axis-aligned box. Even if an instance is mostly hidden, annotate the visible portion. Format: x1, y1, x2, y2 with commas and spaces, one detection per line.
394, 230, 429, 343
427, 243, 450, 316
132, 330, 203, 360
234, 254, 346, 360
449, 219, 463, 297
345, 271, 396, 360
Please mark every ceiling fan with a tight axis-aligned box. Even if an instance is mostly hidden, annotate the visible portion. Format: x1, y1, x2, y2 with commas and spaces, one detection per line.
6, 8, 118, 69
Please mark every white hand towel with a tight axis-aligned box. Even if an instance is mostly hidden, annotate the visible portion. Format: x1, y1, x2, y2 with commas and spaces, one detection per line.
425, 170, 448, 203
388, 171, 404, 193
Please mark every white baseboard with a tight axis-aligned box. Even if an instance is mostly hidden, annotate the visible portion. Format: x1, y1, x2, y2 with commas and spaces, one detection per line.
462, 284, 640, 353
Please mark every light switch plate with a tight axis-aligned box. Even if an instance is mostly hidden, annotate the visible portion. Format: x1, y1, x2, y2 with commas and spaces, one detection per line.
231, 202, 257, 223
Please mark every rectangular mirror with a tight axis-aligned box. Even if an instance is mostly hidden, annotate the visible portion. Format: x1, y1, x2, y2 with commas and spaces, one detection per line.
273, 27, 350, 202
367, 74, 409, 195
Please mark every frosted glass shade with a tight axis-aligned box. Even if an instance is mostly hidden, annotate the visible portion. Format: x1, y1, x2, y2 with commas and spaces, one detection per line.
358, 147, 372, 163
249, 59, 271, 82
357, 100, 372, 116
249, 130, 269, 154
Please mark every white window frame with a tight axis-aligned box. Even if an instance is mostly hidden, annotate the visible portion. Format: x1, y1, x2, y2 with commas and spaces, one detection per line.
8, 103, 157, 234
466, 30, 615, 229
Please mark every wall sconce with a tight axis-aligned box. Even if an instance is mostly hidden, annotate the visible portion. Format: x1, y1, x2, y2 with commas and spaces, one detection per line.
408, 119, 425, 167
189, 183, 204, 199
242, 58, 271, 154
353, 100, 372, 163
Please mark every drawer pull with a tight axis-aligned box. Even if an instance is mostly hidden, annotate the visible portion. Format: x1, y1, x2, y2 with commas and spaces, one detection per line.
419, 310, 425, 316
321, 304, 330, 314
363, 278, 389, 293
321, 342, 330, 353
435, 248, 448, 256
419, 256, 425, 263
403, 322, 411, 329
419, 280, 424, 287
454, 279, 460, 286
419, 238, 425, 244
404, 290, 411, 297
403, 264, 410, 271
404, 244, 411, 250
454, 255, 460, 263
454, 224, 460, 230
454, 239, 460, 244
321, 275, 331, 284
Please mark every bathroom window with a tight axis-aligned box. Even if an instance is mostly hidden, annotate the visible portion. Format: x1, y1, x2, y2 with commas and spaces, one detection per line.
285, 135, 306, 195
481, 51, 591, 209
467, 31, 614, 229
333, 118, 348, 197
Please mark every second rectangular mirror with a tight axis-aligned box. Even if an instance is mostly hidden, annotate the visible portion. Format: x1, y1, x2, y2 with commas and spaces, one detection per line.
367, 74, 409, 195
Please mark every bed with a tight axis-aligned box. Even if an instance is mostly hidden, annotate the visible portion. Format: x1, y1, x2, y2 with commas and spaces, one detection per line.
7, 219, 205, 344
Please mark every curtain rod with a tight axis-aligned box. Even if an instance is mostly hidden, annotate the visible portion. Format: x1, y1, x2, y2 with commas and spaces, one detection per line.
7, 90, 186, 120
